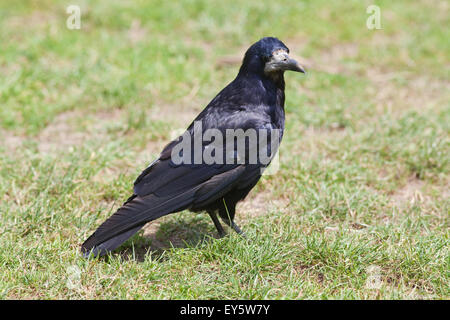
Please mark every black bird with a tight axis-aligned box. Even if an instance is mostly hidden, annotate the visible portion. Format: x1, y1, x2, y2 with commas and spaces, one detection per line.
81, 37, 305, 257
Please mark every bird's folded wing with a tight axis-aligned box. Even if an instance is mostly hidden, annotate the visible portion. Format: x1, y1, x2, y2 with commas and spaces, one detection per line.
82, 118, 276, 255
81, 163, 251, 255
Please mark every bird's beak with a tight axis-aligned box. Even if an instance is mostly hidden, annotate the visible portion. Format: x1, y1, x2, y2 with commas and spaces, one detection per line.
265, 50, 307, 75
284, 56, 306, 74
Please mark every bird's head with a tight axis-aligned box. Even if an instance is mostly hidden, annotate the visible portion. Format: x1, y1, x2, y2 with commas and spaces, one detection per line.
240, 37, 306, 77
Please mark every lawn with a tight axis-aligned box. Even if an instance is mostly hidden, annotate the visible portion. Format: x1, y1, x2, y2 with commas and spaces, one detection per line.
0, 0, 448, 299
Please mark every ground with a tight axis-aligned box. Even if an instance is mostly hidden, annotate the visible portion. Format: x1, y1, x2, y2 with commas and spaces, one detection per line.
0, 0, 448, 299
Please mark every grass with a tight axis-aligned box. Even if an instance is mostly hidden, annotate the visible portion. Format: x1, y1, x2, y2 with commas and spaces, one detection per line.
0, 0, 448, 299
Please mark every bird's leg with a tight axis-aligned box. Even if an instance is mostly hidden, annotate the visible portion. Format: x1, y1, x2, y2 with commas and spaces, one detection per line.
208, 211, 226, 238
220, 216, 247, 238
231, 222, 246, 237
220, 198, 247, 238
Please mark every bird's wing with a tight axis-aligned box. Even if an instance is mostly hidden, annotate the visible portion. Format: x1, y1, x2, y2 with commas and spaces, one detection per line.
81, 114, 277, 256
133, 109, 278, 198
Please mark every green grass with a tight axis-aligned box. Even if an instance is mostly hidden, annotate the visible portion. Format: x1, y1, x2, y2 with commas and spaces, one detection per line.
0, 0, 448, 299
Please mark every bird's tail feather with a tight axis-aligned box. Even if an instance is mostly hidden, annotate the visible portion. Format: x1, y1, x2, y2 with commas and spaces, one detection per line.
81, 225, 143, 258
81, 191, 197, 257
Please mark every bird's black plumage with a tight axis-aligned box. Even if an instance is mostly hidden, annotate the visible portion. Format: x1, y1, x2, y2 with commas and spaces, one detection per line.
81, 37, 305, 257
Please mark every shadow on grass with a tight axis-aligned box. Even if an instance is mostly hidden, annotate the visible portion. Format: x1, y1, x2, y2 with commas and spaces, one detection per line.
112, 217, 221, 262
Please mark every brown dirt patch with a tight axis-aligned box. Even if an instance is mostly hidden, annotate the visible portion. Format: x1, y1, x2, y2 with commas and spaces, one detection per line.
0, 129, 25, 152
127, 19, 147, 44
37, 110, 89, 153
237, 190, 290, 220
390, 176, 425, 207
366, 71, 450, 115
304, 43, 360, 76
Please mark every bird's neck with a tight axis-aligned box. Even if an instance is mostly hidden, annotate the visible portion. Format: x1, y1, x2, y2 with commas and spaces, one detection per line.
265, 71, 285, 91
265, 72, 286, 129
263, 72, 286, 113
